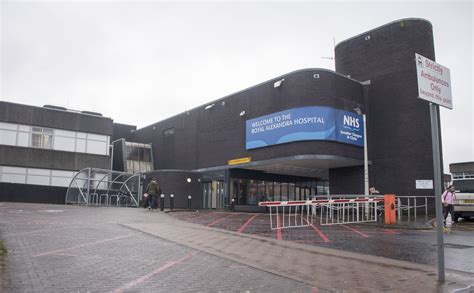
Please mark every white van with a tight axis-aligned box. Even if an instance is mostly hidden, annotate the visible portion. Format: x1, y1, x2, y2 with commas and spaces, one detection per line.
452, 179, 474, 222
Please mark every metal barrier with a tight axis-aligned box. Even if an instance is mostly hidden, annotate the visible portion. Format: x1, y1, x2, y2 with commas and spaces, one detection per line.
259, 197, 384, 229
313, 195, 434, 222
267, 203, 313, 230
316, 198, 382, 225
396, 196, 432, 221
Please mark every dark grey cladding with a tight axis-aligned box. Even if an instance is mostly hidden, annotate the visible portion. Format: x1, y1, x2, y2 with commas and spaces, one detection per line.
132, 69, 365, 173
112, 123, 137, 141
143, 170, 201, 209
335, 18, 437, 196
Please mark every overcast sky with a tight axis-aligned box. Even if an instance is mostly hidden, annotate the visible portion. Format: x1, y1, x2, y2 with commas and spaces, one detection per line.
1, 0, 473, 173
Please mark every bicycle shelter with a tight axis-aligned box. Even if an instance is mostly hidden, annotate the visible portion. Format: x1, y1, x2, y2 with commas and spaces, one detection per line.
65, 167, 143, 207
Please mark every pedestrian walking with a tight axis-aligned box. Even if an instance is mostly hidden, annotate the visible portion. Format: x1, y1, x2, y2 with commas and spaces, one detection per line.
145, 178, 161, 211
442, 185, 456, 226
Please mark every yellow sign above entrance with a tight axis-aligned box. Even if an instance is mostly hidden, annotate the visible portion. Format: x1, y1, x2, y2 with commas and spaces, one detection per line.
228, 157, 252, 165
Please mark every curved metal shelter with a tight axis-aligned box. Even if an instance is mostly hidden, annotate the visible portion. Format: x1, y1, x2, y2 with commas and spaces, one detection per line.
65, 168, 143, 207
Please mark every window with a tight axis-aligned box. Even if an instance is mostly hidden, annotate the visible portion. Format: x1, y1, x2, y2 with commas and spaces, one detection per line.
31, 127, 53, 149
0, 122, 109, 155
257, 181, 266, 203
247, 180, 258, 206
0, 166, 76, 187
288, 183, 295, 200
265, 182, 274, 201
164, 128, 175, 137
125, 142, 153, 173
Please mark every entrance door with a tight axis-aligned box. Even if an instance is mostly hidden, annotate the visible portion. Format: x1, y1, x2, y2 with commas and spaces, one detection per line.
202, 180, 224, 209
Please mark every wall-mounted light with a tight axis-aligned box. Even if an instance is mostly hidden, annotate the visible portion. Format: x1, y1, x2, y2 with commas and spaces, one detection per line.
186, 177, 192, 183
273, 78, 285, 88
364, 35, 371, 41
313, 74, 320, 79
221, 101, 226, 106
239, 110, 246, 117
204, 103, 215, 110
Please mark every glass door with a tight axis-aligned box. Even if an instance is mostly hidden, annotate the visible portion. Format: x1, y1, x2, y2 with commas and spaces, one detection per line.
202, 181, 224, 209
202, 182, 210, 209
211, 181, 217, 209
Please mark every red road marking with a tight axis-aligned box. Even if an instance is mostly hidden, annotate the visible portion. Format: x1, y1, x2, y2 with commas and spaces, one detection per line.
302, 219, 331, 243
207, 214, 233, 227
309, 224, 331, 243
294, 240, 329, 243
381, 228, 401, 235
237, 214, 258, 233
276, 214, 282, 240
33, 234, 136, 257
113, 252, 193, 293
341, 224, 370, 238
312, 286, 320, 293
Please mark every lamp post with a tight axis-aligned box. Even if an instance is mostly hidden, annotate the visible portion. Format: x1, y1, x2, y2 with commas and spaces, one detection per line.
355, 108, 369, 195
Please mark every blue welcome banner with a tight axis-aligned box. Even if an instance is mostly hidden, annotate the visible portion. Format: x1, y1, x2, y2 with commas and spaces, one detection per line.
246, 106, 364, 150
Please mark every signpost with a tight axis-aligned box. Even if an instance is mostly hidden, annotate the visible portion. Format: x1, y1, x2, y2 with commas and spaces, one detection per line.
416, 180, 434, 190
415, 53, 452, 109
415, 53, 452, 283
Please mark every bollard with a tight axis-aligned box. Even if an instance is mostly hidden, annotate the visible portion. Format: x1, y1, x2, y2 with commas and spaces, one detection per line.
160, 194, 165, 211
187, 195, 192, 210
231, 198, 235, 212
170, 194, 174, 210
384, 194, 396, 224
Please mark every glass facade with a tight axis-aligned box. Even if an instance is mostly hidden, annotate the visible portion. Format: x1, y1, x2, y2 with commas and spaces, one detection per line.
0, 121, 110, 155
0, 165, 75, 187
125, 142, 153, 173
228, 176, 329, 206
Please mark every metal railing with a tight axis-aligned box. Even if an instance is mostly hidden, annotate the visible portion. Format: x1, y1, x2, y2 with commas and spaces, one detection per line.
316, 199, 380, 226
259, 197, 383, 229
268, 205, 313, 230
65, 167, 143, 207
396, 196, 433, 221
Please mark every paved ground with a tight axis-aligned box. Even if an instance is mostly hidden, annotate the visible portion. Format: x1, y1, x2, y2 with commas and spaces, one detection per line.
169, 210, 474, 274
0, 203, 315, 292
0, 203, 473, 292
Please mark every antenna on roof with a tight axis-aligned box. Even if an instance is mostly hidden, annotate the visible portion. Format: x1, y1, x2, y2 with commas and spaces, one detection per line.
320, 37, 336, 69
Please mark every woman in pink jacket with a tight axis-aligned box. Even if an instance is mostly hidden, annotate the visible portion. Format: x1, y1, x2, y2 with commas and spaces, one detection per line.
442, 185, 456, 226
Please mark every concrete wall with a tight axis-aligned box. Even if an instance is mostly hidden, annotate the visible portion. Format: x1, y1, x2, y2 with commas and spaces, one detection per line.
0, 183, 66, 204
450, 162, 474, 173
0, 145, 110, 170
0, 101, 113, 135
0, 102, 113, 203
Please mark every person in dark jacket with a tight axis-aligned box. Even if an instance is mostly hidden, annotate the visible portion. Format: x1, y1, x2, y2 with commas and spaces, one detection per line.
145, 178, 161, 211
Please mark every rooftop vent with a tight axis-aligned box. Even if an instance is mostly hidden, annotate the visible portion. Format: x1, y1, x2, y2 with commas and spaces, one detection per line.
43, 105, 67, 111
81, 110, 103, 117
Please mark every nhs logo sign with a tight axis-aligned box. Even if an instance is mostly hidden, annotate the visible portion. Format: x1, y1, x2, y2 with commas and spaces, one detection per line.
336, 112, 364, 147
343, 115, 360, 128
